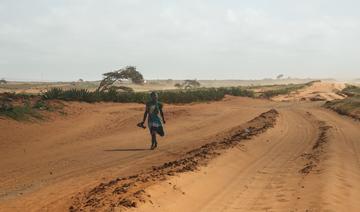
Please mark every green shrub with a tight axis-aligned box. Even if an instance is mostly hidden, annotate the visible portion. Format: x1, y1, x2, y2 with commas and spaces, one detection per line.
0, 93, 65, 120
43, 87, 63, 99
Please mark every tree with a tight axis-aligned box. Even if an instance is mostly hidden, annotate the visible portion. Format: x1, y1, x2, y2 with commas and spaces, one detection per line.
0, 79, 7, 84
174, 80, 201, 89
276, 74, 284, 79
174, 83, 183, 89
78, 78, 84, 82
97, 66, 144, 92
183, 80, 201, 89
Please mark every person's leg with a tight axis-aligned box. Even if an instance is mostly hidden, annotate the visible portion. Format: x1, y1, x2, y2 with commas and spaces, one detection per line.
158, 127, 165, 137
153, 133, 158, 148
151, 130, 157, 149
149, 129, 153, 149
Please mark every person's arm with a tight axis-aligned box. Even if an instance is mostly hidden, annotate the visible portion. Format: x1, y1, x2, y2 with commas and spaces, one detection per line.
142, 104, 148, 123
160, 104, 166, 124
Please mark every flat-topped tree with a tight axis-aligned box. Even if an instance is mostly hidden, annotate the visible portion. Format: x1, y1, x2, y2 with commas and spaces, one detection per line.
173, 80, 201, 89
174, 83, 182, 89
97, 66, 144, 92
183, 80, 201, 89
0, 79, 7, 84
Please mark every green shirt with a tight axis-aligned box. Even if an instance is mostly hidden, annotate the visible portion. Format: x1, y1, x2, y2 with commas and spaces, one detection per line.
146, 101, 163, 127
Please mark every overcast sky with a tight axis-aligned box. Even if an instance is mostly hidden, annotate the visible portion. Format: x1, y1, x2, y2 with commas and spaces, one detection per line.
0, 0, 359, 81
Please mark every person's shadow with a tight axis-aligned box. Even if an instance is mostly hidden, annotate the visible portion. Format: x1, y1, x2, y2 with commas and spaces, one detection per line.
104, 148, 149, 152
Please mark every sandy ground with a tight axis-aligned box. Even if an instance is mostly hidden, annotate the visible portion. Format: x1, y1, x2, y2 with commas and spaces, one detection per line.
135, 105, 360, 212
1, 82, 360, 211
0, 97, 273, 211
272, 81, 346, 101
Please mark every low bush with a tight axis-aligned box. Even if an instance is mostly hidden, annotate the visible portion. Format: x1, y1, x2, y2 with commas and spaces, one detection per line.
42, 87, 254, 104
0, 101, 42, 121
259, 84, 306, 98
0, 92, 58, 120
256, 80, 319, 98
341, 85, 360, 97
324, 85, 360, 120
324, 96, 360, 120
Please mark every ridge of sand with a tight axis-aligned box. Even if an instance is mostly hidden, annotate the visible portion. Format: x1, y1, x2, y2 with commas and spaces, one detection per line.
272, 81, 346, 102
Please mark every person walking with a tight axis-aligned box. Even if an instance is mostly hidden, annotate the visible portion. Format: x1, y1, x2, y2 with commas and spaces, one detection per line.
139, 92, 166, 150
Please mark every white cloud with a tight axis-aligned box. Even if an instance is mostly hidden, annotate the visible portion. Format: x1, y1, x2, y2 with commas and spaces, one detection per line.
226, 9, 238, 23
0, 0, 359, 80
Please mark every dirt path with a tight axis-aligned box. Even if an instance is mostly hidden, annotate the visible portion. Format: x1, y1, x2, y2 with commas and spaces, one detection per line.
1, 93, 360, 211
134, 105, 360, 212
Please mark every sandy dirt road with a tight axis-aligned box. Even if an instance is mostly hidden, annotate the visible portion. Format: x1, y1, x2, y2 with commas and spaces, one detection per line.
1, 87, 360, 211
135, 104, 360, 212
0, 97, 273, 211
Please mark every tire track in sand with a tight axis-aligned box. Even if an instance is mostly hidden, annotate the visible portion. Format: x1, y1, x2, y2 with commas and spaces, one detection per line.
134, 108, 333, 212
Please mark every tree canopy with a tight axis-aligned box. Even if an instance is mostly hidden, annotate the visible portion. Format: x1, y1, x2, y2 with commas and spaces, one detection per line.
0, 79, 7, 84
97, 66, 144, 92
174, 80, 201, 89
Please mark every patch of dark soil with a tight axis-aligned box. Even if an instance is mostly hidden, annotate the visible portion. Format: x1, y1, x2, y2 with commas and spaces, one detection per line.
299, 121, 332, 175
309, 95, 327, 101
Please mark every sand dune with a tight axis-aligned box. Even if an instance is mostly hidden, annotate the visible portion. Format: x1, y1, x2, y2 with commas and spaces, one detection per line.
273, 81, 346, 102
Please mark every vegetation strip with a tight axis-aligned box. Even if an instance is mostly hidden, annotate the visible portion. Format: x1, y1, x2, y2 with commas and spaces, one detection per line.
42, 81, 318, 103
69, 109, 279, 211
324, 84, 360, 120
0, 92, 64, 120
43, 87, 255, 104
258, 80, 319, 98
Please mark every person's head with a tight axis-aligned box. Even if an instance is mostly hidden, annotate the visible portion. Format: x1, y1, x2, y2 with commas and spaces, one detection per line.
150, 91, 158, 102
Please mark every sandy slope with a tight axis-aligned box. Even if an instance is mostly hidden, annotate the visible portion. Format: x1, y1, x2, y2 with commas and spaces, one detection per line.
1, 86, 360, 211
272, 81, 346, 102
